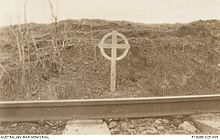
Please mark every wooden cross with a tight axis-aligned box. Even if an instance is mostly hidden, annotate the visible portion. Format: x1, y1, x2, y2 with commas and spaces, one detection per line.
98, 30, 130, 92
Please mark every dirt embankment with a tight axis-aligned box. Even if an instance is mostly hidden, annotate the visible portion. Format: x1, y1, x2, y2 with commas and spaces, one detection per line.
0, 19, 219, 101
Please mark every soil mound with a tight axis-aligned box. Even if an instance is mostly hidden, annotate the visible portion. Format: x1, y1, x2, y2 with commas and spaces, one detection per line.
0, 19, 219, 101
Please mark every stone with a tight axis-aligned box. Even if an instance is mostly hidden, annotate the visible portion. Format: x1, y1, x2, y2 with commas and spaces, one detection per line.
191, 113, 220, 134
173, 118, 183, 127
178, 121, 198, 133
142, 127, 158, 134
173, 130, 188, 134
120, 122, 128, 130
129, 124, 135, 129
31, 126, 37, 130
130, 119, 136, 124
107, 119, 113, 122
137, 126, 146, 132
11, 123, 17, 127
141, 130, 158, 135
110, 127, 120, 133
108, 121, 117, 129
154, 118, 169, 125
153, 119, 163, 127
127, 128, 137, 134
157, 126, 165, 131
161, 119, 169, 124
62, 120, 110, 135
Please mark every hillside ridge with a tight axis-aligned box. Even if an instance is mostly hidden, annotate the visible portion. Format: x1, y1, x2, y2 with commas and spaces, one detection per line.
0, 19, 219, 101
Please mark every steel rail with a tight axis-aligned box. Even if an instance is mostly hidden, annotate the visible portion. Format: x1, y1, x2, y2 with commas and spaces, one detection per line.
0, 94, 220, 122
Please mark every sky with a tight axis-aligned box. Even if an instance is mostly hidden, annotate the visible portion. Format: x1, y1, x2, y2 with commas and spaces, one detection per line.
0, 0, 220, 27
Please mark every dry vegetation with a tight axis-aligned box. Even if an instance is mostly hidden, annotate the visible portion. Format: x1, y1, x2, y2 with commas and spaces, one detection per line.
0, 19, 219, 101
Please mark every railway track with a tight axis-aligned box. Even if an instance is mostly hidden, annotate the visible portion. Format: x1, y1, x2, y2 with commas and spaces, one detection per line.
0, 94, 220, 122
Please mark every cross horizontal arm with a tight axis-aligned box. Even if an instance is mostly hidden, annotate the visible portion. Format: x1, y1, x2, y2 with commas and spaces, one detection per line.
99, 43, 130, 49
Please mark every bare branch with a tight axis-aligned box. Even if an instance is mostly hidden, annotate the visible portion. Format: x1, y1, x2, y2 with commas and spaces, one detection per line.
0, 63, 9, 81
60, 40, 66, 51
48, 0, 58, 23
9, 26, 23, 61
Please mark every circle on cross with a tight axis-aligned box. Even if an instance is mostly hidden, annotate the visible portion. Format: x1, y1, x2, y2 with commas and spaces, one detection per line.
98, 30, 130, 92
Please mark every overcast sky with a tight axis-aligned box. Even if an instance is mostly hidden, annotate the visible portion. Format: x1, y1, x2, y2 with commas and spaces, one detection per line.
0, 0, 220, 27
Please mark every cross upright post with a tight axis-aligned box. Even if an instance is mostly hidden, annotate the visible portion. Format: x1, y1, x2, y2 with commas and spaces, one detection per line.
111, 30, 117, 91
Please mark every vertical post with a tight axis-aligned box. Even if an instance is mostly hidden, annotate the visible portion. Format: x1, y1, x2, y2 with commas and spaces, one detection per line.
111, 30, 117, 92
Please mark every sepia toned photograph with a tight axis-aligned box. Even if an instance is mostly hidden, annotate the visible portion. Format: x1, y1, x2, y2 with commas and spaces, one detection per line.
0, 0, 220, 136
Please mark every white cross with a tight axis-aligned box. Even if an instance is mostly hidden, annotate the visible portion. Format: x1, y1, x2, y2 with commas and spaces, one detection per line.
98, 30, 130, 92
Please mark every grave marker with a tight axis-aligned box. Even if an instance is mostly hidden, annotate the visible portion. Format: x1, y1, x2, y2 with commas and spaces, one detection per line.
98, 30, 130, 92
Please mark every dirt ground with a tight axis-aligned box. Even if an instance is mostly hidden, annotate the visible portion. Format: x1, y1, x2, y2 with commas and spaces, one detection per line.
0, 19, 219, 101
0, 115, 216, 135
0, 121, 66, 135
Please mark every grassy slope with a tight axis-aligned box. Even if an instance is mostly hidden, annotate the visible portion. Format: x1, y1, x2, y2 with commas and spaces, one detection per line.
0, 19, 219, 101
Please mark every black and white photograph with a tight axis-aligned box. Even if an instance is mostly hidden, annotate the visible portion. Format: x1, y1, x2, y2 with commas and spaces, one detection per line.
0, 0, 220, 136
